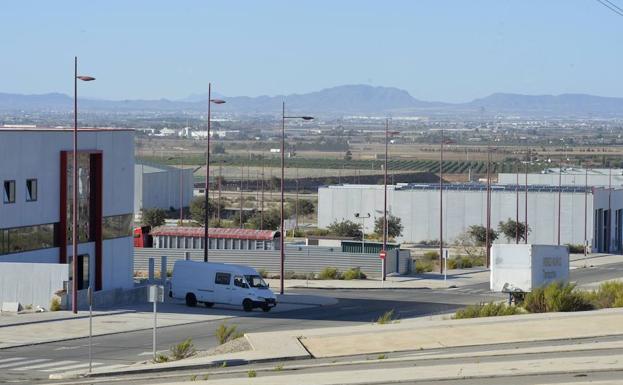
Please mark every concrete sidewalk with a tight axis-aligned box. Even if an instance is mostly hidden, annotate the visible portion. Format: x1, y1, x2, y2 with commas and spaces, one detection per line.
0, 293, 335, 349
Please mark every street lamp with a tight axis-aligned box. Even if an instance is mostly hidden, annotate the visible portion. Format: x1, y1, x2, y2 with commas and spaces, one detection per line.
204, 83, 226, 262
354, 212, 371, 253
280, 102, 313, 294
72, 56, 95, 314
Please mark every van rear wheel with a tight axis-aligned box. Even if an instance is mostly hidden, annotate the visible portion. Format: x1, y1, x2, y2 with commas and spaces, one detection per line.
185, 293, 197, 307
242, 299, 253, 312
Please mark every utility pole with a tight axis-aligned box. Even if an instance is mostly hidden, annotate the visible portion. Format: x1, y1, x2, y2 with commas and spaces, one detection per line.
295, 167, 299, 230
584, 167, 588, 256
486, 146, 491, 267
515, 162, 519, 244
439, 127, 444, 275
558, 164, 562, 245
217, 162, 222, 224
383, 119, 389, 281
524, 148, 529, 244
261, 162, 265, 230
239, 165, 244, 228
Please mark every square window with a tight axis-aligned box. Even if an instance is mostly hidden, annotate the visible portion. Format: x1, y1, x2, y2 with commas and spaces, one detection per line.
3, 180, 15, 204
26, 179, 37, 202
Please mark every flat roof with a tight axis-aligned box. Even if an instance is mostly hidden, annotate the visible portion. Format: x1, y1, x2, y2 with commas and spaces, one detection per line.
151, 226, 280, 241
322, 183, 599, 194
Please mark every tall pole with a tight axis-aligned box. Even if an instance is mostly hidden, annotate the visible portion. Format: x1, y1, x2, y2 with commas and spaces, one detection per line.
179, 157, 183, 224
584, 167, 588, 256
383, 119, 388, 281
557, 164, 562, 245
240, 165, 244, 228
217, 162, 222, 223
260, 162, 264, 230
486, 147, 491, 268
608, 167, 612, 253
280, 102, 286, 294
524, 148, 529, 244
295, 167, 299, 230
515, 163, 519, 244
72, 57, 79, 314
439, 127, 444, 274
204, 83, 211, 262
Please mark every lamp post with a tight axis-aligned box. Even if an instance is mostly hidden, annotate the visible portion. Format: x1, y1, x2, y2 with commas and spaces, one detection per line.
72, 57, 95, 314
439, 126, 444, 274
280, 102, 313, 294
204, 83, 226, 262
383, 119, 389, 281
354, 212, 371, 253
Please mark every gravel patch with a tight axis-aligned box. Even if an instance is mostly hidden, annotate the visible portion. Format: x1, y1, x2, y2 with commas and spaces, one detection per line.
196, 337, 251, 357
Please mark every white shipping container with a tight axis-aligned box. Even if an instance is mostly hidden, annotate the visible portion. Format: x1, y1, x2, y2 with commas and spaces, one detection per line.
490, 244, 569, 293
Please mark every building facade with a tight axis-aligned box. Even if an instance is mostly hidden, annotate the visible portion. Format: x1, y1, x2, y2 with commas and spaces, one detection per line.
0, 127, 135, 291
150, 227, 280, 251
498, 168, 623, 187
318, 183, 623, 253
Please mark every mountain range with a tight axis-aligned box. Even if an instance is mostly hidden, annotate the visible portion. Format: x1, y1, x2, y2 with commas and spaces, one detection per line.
1, 85, 623, 118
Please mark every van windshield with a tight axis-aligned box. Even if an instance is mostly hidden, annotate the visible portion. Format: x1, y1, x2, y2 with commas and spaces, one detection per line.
244, 275, 268, 289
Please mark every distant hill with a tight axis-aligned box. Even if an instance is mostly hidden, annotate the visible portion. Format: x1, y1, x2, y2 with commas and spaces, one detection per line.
2, 86, 623, 117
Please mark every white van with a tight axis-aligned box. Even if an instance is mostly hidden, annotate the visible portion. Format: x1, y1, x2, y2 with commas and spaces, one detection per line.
170, 260, 277, 312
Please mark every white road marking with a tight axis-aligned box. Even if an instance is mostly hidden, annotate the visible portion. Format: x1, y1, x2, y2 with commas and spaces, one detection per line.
0, 357, 25, 364
14, 360, 77, 370
0, 358, 48, 369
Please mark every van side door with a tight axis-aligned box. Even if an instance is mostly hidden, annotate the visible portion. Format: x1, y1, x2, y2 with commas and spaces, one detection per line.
213, 272, 232, 304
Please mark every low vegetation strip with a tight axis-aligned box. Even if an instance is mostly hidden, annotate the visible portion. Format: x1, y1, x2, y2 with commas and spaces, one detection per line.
454, 281, 623, 319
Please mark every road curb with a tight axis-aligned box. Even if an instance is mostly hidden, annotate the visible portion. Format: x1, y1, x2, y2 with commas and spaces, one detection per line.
0, 309, 137, 329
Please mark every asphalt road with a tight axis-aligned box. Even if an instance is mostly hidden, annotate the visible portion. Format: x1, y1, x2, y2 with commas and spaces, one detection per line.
1, 260, 622, 384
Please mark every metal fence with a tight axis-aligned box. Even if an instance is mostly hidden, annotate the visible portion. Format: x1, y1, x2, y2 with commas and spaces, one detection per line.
134, 246, 411, 278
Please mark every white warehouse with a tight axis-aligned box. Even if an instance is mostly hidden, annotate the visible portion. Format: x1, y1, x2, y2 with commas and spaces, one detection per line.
134, 161, 194, 215
0, 127, 135, 292
318, 183, 623, 253
498, 168, 623, 187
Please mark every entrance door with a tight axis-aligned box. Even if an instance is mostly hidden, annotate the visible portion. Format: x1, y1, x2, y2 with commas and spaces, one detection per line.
213, 272, 232, 304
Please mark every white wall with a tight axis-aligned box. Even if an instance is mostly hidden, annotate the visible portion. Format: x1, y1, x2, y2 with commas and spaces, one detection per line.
0, 263, 68, 308
318, 184, 600, 247
102, 237, 134, 289
134, 163, 194, 212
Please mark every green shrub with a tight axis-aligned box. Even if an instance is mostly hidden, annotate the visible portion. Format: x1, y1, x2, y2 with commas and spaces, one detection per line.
376, 309, 397, 324
284, 271, 297, 279
257, 268, 268, 278
154, 353, 169, 363
216, 322, 244, 345
415, 260, 434, 273
169, 338, 196, 360
342, 267, 367, 280
565, 243, 586, 254
523, 282, 593, 313
247, 370, 257, 378
422, 251, 439, 261
319, 267, 341, 280
454, 302, 522, 319
50, 297, 61, 312
590, 281, 623, 308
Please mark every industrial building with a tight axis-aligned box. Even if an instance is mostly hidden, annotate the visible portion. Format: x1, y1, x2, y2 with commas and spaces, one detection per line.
150, 226, 281, 250
134, 161, 194, 215
498, 168, 623, 187
318, 183, 623, 253
0, 127, 135, 292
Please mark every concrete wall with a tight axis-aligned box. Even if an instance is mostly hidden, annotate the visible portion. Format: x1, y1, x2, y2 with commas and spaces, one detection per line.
134, 247, 411, 278
0, 263, 68, 308
317, 184, 614, 248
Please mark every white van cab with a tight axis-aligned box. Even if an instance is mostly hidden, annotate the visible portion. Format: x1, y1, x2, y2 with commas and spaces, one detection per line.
170, 260, 277, 312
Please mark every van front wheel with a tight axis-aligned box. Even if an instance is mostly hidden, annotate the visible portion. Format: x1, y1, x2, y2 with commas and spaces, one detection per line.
185, 293, 197, 307
242, 299, 253, 312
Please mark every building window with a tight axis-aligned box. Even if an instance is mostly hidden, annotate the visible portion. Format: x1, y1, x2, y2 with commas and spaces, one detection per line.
103, 214, 133, 240
26, 179, 37, 202
0, 223, 58, 256
3, 180, 15, 203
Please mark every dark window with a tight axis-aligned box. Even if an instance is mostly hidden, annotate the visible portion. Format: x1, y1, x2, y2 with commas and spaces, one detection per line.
233, 276, 246, 288
3, 180, 15, 203
66, 153, 91, 243
215, 272, 231, 285
103, 214, 133, 240
0, 223, 58, 256
26, 179, 37, 202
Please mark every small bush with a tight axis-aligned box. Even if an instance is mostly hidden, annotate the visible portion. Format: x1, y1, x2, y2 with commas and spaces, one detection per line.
284, 271, 297, 279
216, 322, 244, 345
50, 297, 61, 312
319, 267, 341, 280
523, 282, 593, 313
247, 370, 257, 378
422, 251, 439, 260
589, 281, 623, 309
273, 364, 284, 371
169, 338, 196, 360
454, 302, 522, 319
376, 309, 397, 324
154, 353, 169, 363
258, 268, 268, 278
377, 354, 386, 359
415, 260, 434, 273
565, 243, 586, 254
342, 267, 367, 280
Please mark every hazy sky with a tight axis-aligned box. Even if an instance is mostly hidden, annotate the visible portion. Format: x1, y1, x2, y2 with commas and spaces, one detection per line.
2, 1, 623, 102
